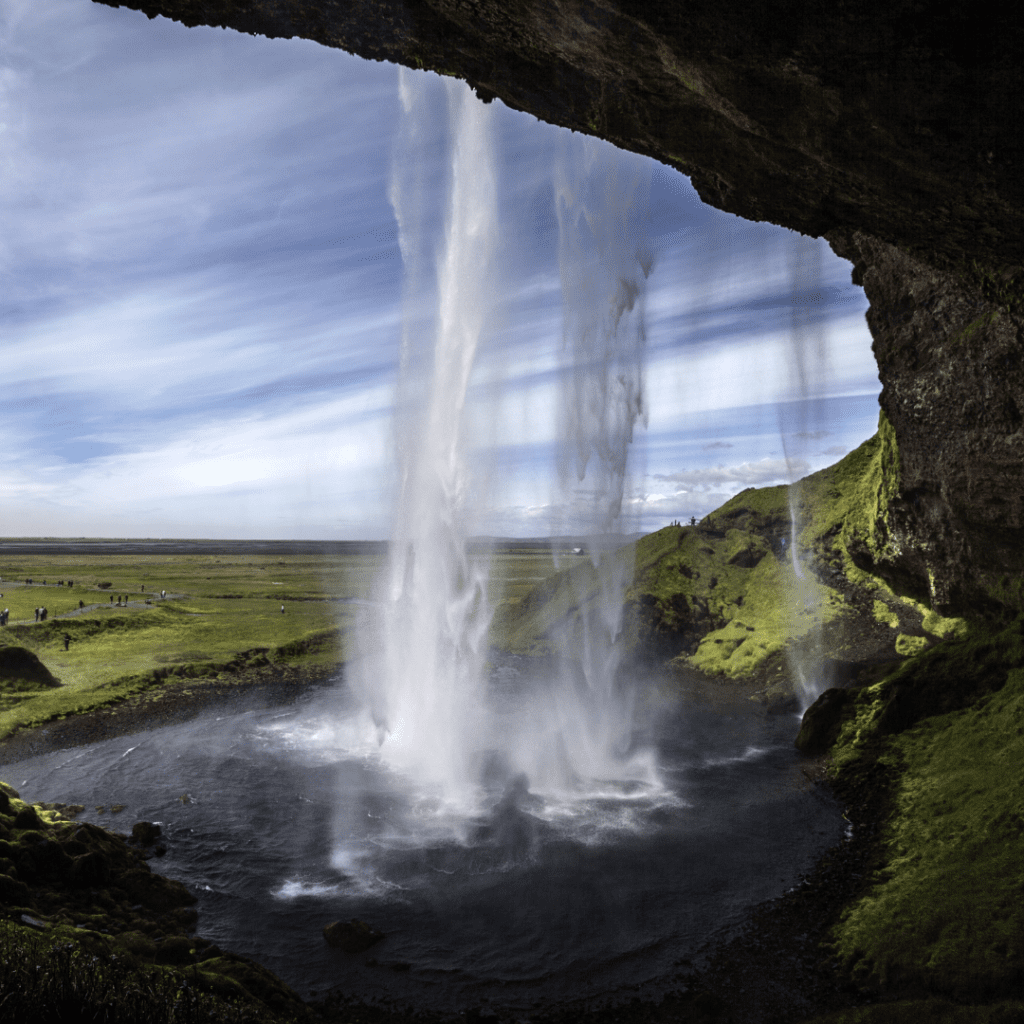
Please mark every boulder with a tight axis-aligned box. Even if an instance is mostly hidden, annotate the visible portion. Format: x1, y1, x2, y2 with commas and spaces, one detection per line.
794, 687, 850, 755
0, 872, 30, 904
68, 851, 111, 889
13, 806, 43, 831
154, 935, 195, 965
323, 918, 385, 952
130, 821, 162, 846
0, 646, 59, 690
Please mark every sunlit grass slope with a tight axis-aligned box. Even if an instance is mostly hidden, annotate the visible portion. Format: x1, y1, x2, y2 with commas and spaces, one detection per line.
0, 553, 380, 739
818, 618, 1024, 1005
495, 416, 963, 686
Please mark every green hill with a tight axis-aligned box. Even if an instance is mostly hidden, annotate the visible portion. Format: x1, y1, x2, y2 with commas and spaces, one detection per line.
493, 415, 964, 706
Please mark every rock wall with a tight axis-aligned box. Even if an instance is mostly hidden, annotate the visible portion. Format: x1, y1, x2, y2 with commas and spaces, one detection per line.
95, 0, 1024, 613
828, 231, 1024, 613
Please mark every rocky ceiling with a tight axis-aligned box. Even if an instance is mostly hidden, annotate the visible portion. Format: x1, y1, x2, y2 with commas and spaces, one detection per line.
95, 0, 1024, 614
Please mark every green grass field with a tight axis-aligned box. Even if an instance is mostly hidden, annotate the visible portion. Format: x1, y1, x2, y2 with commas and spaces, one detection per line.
0, 545, 581, 740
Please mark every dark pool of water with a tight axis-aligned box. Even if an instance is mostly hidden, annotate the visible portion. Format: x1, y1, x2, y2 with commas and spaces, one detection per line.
2, 668, 842, 1013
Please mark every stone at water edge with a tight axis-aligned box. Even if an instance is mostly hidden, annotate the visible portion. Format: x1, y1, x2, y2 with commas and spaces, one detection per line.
794, 687, 850, 755
131, 821, 162, 846
323, 918, 385, 952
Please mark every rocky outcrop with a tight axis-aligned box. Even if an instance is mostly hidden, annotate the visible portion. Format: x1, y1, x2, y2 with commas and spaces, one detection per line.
0, 782, 309, 1020
94, 0, 1024, 613
0, 646, 60, 690
828, 231, 1024, 614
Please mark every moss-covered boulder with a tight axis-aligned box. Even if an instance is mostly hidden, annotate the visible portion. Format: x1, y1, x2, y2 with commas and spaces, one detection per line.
796, 687, 852, 754
0, 646, 59, 691
130, 820, 162, 846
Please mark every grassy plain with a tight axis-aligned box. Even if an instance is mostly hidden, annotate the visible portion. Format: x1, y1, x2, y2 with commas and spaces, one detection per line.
0, 544, 580, 741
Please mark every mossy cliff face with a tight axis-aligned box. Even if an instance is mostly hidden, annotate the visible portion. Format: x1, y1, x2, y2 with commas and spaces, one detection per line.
828, 231, 1024, 616
95, 0, 1024, 617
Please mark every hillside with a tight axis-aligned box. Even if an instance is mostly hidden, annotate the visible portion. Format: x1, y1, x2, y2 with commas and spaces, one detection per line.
493, 415, 965, 707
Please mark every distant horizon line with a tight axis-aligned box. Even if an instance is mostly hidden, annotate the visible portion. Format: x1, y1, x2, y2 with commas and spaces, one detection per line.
0, 533, 650, 546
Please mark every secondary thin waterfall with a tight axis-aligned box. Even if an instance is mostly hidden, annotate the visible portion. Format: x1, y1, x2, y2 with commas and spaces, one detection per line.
541, 133, 657, 785
781, 231, 830, 709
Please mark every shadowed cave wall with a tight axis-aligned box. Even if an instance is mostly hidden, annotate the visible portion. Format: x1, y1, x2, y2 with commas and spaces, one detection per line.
96, 0, 1024, 614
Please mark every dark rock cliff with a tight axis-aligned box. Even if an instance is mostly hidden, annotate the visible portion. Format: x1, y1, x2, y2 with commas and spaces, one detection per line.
95, 0, 1024, 613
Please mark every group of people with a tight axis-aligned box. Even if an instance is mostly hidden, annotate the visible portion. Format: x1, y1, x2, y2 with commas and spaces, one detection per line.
0, 580, 168, 626
669, 517, 700, 527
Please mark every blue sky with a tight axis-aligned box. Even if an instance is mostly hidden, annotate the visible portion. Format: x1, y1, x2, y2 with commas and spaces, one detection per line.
0, 0, 881, 539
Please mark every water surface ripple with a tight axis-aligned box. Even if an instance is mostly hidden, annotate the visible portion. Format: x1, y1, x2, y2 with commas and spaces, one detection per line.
4, 669, 841, 1012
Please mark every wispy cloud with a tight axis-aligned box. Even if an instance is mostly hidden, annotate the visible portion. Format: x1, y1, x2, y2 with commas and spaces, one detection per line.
0, 0, 881, 538
654, 457, 810, 493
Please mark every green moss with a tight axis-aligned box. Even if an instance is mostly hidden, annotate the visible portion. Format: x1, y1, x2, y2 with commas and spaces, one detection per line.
494, 417, 921, 683
802, 999, 1024, 1023
827, 621, 1024, 1000
894, 634, 929, 657
920, 609, 966, 639
0, 919, 295, 1021
874, 601, 900, 629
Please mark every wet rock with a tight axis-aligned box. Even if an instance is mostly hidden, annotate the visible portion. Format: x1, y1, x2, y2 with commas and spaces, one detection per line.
323, 918, 385, 952
122, 868, 196, 915
795, 687, 850, 755
130, 821, 162, 846
37, 801, 85, 819
766, 693, 801, 715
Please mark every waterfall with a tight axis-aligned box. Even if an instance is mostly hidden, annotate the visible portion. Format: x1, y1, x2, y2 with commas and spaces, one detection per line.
781, 232, 830, 709
538, 132, 657, 787
348, 71, 498, 811
347, 76, 663, 825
